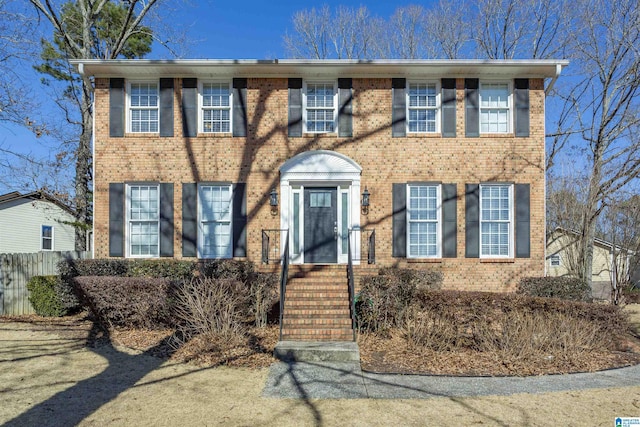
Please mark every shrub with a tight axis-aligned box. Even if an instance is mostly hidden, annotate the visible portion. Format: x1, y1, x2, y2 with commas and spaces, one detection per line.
73, 276, 172, 329
171, 277, 248, 350
197, 259, 254, 282
517, 276, 592, 302
357, 267, 443, 333
623, 285, 640, 304
249, 272, 279, 327
127, 259, 195, 281
406, 290, 629, 354
27, 276, 66, 317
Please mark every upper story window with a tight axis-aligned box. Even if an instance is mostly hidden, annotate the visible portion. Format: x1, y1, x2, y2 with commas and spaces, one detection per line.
479, 83, 511, 133
41, 225, 53, 251
480, 184, 513, 257
407, 82, 439, 133
128, 82, 159, 133
407, 184, 441, 258
304, 81, 337, 133
200, 82, 232, 133
550, 253, 561, 267
127, 184, 159, 258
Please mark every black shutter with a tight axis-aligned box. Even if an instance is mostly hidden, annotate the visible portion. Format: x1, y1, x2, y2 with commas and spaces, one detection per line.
159, 183, 174, 257
159, 78, 174, 137
515, 184, 531, 258
442, 183, 457, 258
441, 78, 456, 137
288, 78, 303, 137
181, 78, 197, 137
233, 78, 247, 137
109, 78, 125, 138
514, 79, 530, 137
465, 79, 479, 137
465, 183, 480, 258
109, 183, 124, 257
182, 183, 197, 257
392, 183, 407, 257
392, 78, 406, 137
232, 183, 247, 257
338, 78, 353, 137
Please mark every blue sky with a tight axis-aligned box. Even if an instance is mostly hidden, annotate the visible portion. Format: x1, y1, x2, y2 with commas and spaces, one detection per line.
0, 0, 423, 194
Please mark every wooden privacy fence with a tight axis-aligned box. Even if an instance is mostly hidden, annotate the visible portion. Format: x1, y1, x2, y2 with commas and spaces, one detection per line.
0, 251, 91, 315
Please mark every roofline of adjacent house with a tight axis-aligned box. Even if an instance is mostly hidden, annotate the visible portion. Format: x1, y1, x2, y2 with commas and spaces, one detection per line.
72, 58, 568, 88
551, 226, 635, 255
0, 190, 75, 216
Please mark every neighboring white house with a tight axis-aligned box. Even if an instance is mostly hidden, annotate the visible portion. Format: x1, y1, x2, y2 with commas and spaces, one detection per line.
0, 191, 76, 253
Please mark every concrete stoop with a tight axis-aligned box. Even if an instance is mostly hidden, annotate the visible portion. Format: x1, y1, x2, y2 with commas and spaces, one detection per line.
274, 341, 360, 362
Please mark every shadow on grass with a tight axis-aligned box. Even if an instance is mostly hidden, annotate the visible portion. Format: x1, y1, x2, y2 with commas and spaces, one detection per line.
2, 320, 271, 427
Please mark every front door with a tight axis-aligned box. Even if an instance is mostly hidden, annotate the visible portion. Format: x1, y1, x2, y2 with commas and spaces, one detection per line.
304, 187, 338, 263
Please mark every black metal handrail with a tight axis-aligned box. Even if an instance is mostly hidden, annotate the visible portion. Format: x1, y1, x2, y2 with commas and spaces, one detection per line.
262, 229, 288, 264
347, 229, 356, 341
279, 230, 290, 341
348, 228, 376, 264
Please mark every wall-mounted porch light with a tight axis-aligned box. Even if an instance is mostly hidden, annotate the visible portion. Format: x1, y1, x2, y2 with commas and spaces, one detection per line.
361, 187, 370, 215
269, 188, 278, 216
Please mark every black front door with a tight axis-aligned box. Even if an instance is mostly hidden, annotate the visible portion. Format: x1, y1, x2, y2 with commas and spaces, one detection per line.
304, 187, 338, 263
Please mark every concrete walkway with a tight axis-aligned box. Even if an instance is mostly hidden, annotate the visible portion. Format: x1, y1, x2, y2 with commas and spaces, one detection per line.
263, 361, 640, 399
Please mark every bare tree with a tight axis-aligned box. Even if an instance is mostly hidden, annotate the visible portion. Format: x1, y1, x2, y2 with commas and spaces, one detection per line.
283, 5, 331, 59
423, 0, 470, 59
28, 0, 179, 250
563, 0, 640, 291
387, 5, 429, 59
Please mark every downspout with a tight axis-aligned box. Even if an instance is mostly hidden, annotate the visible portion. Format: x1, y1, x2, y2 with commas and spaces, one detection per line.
76, 62, 95, 258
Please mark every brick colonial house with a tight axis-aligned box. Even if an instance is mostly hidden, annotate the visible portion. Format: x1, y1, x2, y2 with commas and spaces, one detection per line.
75, 59, 566, 341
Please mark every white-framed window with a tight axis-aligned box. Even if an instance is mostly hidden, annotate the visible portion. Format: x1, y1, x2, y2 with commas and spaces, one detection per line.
407, 184, 441, 258
550, 253, 561, 267
480, 184, 513, 257
126, 184, 159, 258
198, 184, 232, 259
128, 81, 159, 133
41, 225, 53, 251
303, 81, 337, 133
200, 81, 232, 133
479, 82, 511, 133
407, 82, 439, 133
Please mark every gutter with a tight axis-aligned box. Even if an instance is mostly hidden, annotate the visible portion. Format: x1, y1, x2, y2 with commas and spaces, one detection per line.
545, 63, 563, 95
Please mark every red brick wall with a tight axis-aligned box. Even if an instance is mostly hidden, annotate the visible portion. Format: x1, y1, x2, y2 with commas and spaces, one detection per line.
93, 76, 546, 292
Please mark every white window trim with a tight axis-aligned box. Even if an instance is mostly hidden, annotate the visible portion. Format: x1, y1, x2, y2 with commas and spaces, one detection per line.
303, 80, 338, 134
127, 80, 160, 134
126, 183, 160, 259
479, 183, 514, 258
198, 80, 233, 134
406, 183, 442, 259
406, 81, 441, 134
41, 225, 54, 251
479, 81, 513, 134
197, 183, 233, 259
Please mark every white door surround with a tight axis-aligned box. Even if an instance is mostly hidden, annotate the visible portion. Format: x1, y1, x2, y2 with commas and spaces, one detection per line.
279, 150, 362, 264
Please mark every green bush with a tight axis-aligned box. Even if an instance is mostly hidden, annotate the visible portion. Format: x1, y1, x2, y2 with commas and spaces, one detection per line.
517, 276, 592, 302
197, 259, 255, 282
27, 276, 66, 317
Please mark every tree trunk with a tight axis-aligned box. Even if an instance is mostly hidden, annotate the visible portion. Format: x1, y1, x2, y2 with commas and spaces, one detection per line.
74, 74, 93, 251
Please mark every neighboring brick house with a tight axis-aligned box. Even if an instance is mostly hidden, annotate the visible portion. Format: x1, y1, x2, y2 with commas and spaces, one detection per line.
75, 59, 566, 294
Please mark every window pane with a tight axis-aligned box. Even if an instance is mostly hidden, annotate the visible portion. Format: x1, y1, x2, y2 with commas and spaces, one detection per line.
199, 185, 233, 258
293, 192, 300, 255
407, 83, 437, 133
480, 185, 511, 256
408, 185, 439, 257
202, 83, 231, 133
306, 83, 336, 133
341, 192, 348, 254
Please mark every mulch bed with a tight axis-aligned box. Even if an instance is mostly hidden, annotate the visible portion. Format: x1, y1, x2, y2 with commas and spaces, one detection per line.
3, 313, 640, 376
